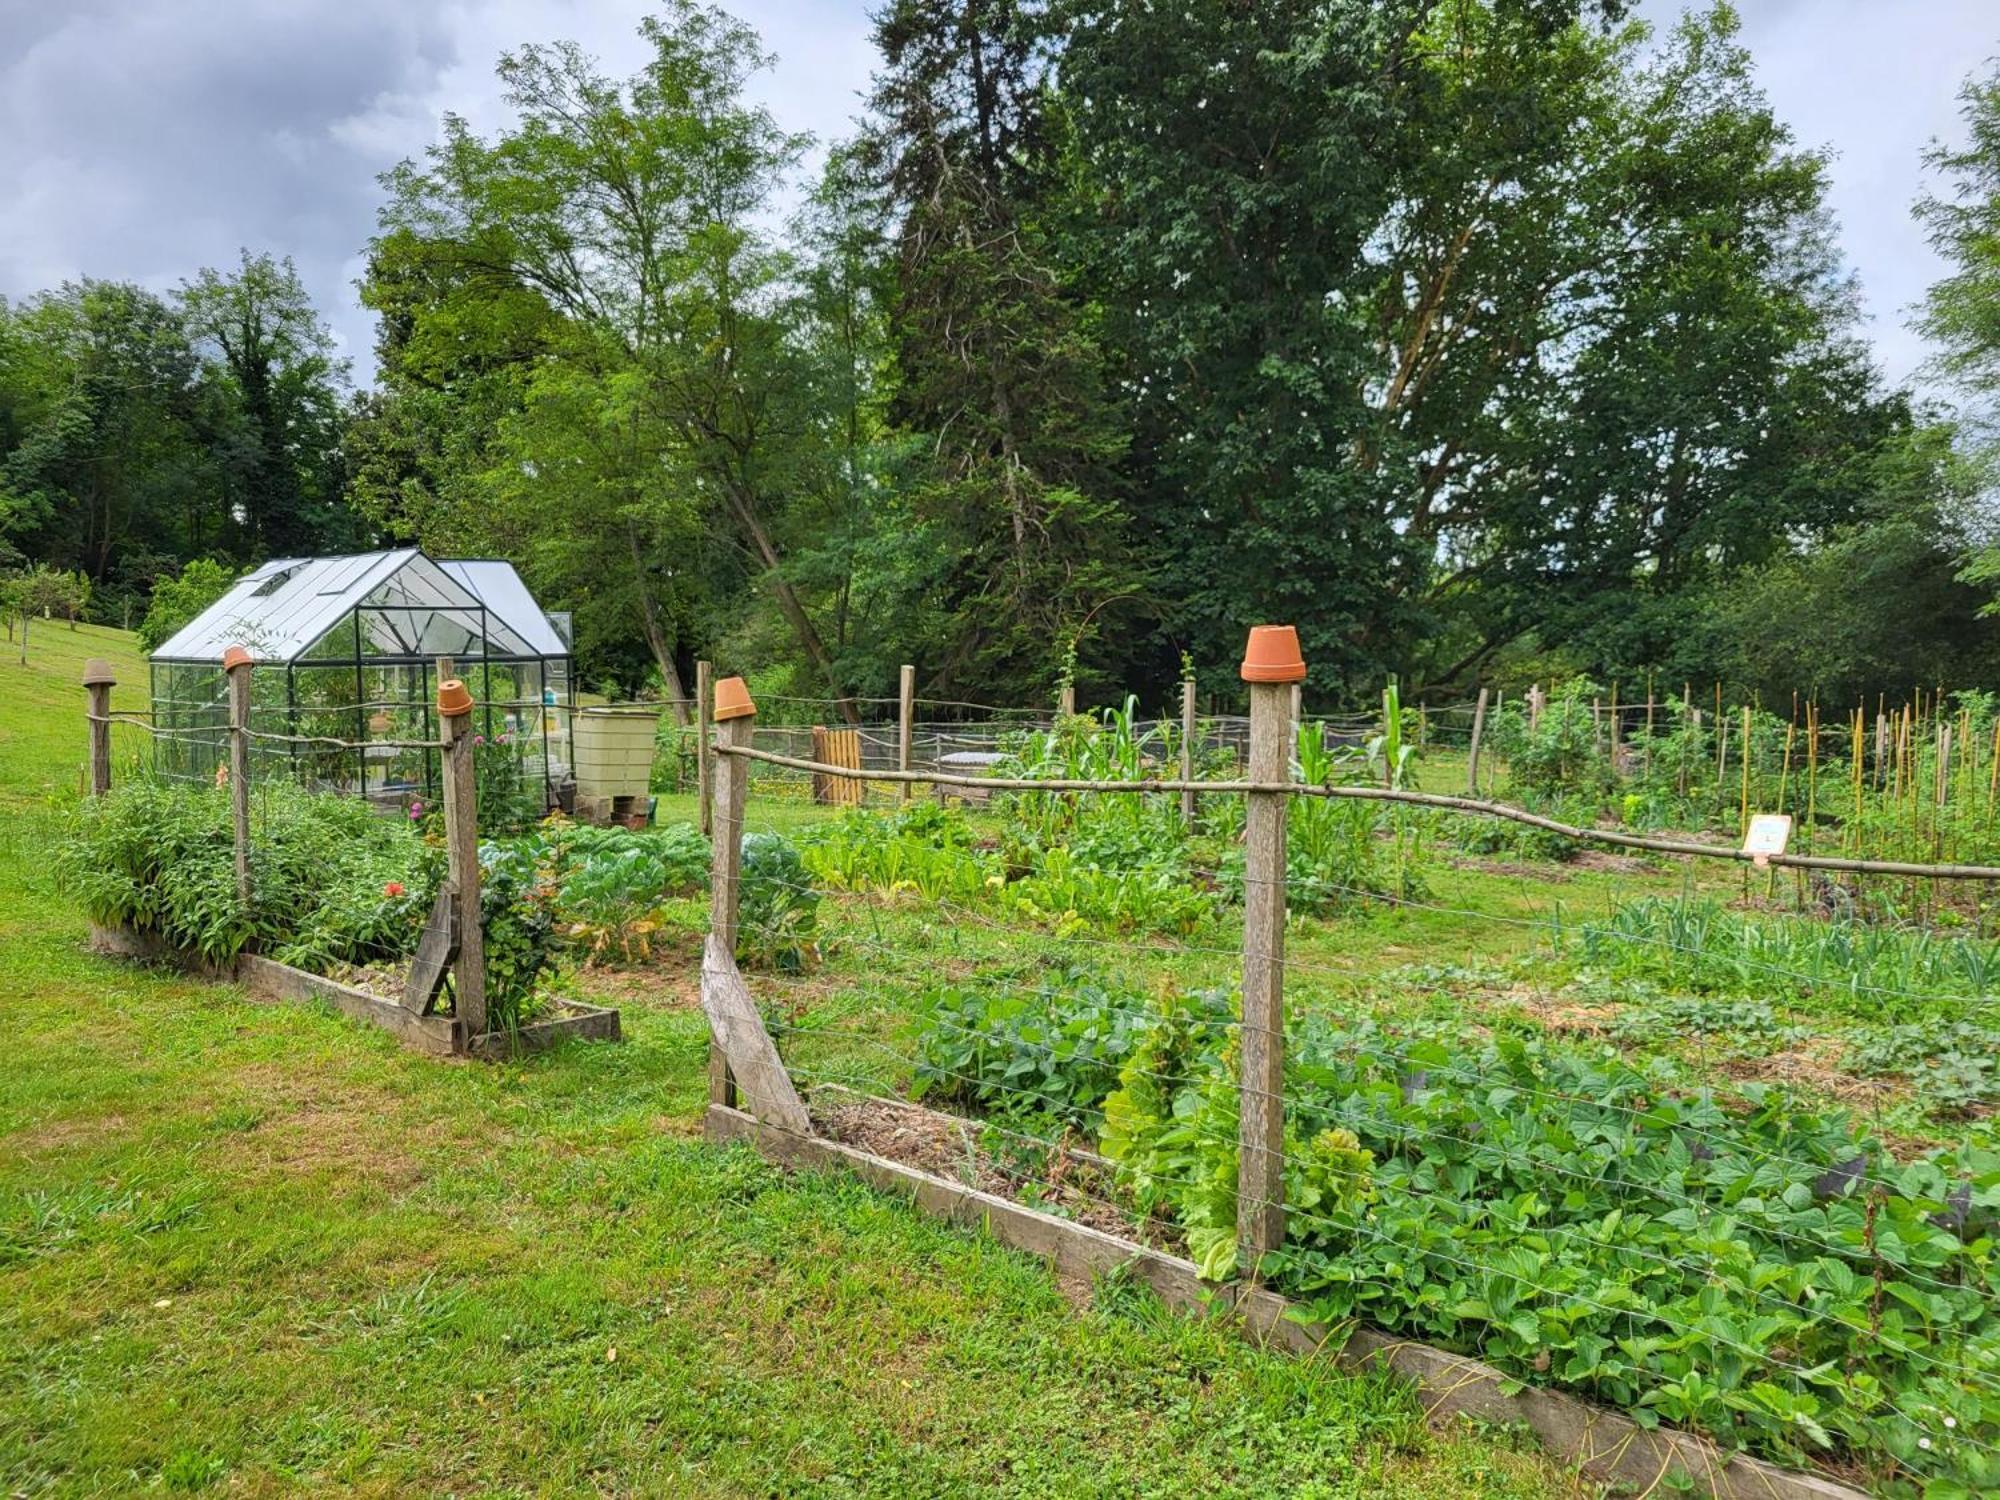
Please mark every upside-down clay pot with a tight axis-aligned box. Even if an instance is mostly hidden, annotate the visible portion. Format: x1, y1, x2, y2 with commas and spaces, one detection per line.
81, 658, 117, 687
1239, 625, 1307, 684
436, 678, 475, 719
221, 644, 254, 673
712, 676, 757, 722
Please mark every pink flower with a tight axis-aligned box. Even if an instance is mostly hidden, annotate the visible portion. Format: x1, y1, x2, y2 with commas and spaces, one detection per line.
473, 734, 486, 745
383, 881, 406, 898
408, 801, 424, 819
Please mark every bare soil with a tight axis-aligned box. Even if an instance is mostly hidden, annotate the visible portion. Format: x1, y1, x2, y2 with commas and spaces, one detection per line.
808, 1088, 1176, 1251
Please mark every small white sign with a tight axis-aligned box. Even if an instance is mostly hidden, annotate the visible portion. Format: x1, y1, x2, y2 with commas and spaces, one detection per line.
1742, 813, 1793, 867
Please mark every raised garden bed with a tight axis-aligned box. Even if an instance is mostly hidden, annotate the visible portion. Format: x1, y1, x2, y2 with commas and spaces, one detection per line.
88, 923, 620, 1060
708, 1090, 1869, 1500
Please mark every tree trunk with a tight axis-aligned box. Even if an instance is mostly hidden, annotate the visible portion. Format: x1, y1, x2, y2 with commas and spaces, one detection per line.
626, 523, 691, 726
721, 481, 861, 727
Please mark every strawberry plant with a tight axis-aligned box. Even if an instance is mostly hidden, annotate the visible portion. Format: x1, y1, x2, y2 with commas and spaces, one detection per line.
911, 965, 1151, 1128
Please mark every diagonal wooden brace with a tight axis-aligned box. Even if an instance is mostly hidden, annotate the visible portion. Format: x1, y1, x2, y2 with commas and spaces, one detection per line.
699, 934, 811, 1137
401, 884, 459, 1015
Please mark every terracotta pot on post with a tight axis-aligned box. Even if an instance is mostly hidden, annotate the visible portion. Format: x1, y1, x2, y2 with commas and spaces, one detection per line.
712, 676, 756, 722
436, 678, 475, 719
1239, 625, 1307, 685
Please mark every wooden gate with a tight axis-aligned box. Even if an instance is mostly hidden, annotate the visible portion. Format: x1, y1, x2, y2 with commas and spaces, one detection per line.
810, 725, 864, 806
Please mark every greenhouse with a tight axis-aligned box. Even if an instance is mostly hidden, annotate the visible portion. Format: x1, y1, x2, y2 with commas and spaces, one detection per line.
148, 549, 575, 812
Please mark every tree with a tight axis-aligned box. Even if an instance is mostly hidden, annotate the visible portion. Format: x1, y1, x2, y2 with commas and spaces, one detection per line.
0, 282, 213, 612
1918, 57, 2000, 464
139, 557, 241, 652
367, 2, 857, 716
863, 0, 1142, 704
178, 251, 355, 558
1058, 0, 1886, 701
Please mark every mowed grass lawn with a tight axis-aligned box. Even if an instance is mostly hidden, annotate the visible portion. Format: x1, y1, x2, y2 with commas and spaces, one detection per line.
0, 622, 1588, 1498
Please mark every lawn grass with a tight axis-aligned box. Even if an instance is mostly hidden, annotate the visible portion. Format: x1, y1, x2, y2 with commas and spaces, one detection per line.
0, 630, 1590, 1495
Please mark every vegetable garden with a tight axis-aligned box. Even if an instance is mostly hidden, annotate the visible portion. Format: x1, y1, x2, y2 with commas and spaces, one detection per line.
64, 643, 2000, 1498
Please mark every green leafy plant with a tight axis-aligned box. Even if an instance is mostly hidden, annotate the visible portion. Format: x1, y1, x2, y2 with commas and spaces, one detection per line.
58, 779, 434, 967
925, 972, 2000, 1491
477, 840, 560, 1029
1570, 895, 2000, 1023
912, 965, 1151, 1128
738, 832, 819, 971
537, 819, 709, 961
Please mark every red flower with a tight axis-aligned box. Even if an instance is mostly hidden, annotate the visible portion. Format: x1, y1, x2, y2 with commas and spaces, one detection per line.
383, 881, 407, 898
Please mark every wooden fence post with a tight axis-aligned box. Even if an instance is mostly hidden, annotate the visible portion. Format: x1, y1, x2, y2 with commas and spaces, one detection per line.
83, 658, 116, 798
1058, 682, 1076, 718
224, 645, 254, 906
696, 659, 714, 838
898, 663, 915, 804
1180, 675, 1198, 825
708, 677, 757, 1108
1466, 686, 1489, 796
1238, 625, 1302, 1278
437, 670, 485, 1040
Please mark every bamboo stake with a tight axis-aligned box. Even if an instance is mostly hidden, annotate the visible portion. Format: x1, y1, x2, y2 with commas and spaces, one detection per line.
1851, 708, 1864, 854
1739, 706, 1752, 835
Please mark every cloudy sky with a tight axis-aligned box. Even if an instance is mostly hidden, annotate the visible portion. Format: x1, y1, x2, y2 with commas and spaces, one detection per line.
1, 0, 1992, 389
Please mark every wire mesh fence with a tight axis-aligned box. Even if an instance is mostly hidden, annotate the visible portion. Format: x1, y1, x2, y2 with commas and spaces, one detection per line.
695, 673, 2000, 1498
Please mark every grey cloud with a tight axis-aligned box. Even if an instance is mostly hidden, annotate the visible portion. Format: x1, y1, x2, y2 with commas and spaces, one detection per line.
0, 1, 876, 380
4, 1, 1990, 393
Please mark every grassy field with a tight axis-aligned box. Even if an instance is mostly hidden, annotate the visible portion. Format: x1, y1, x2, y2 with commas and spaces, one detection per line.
0, 624, 1591, 1495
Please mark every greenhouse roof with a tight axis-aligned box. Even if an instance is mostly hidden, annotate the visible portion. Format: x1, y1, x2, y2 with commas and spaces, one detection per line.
150, 549, 570, 665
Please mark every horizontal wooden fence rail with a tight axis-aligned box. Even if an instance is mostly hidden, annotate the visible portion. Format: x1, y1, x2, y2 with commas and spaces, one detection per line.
695, 651, 1907, 1499
714, 741, 2000, 881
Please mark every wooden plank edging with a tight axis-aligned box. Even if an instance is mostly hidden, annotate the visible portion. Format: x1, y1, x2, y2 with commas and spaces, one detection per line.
237, 955, 462, 1056
704, 1103, 1869, 1500
89, 925, 620, 1061
462, 1002, 622, 1060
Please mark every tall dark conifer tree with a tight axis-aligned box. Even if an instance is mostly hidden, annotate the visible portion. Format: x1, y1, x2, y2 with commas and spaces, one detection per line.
864, 0, 1141, 702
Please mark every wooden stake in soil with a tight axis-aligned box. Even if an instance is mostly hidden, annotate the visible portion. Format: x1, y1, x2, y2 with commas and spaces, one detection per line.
82, 658, 115, 798
707, 676, 758, 1108
1180, 676, 1198, 825
224, 645, 253, 906
696, 659, 714, 837
1466, 686, 1489, 796
1238, 626, 1302, 1278
1739, 706, 1752, 837
898, 663, 915, 805
437, 668, 485, 1039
